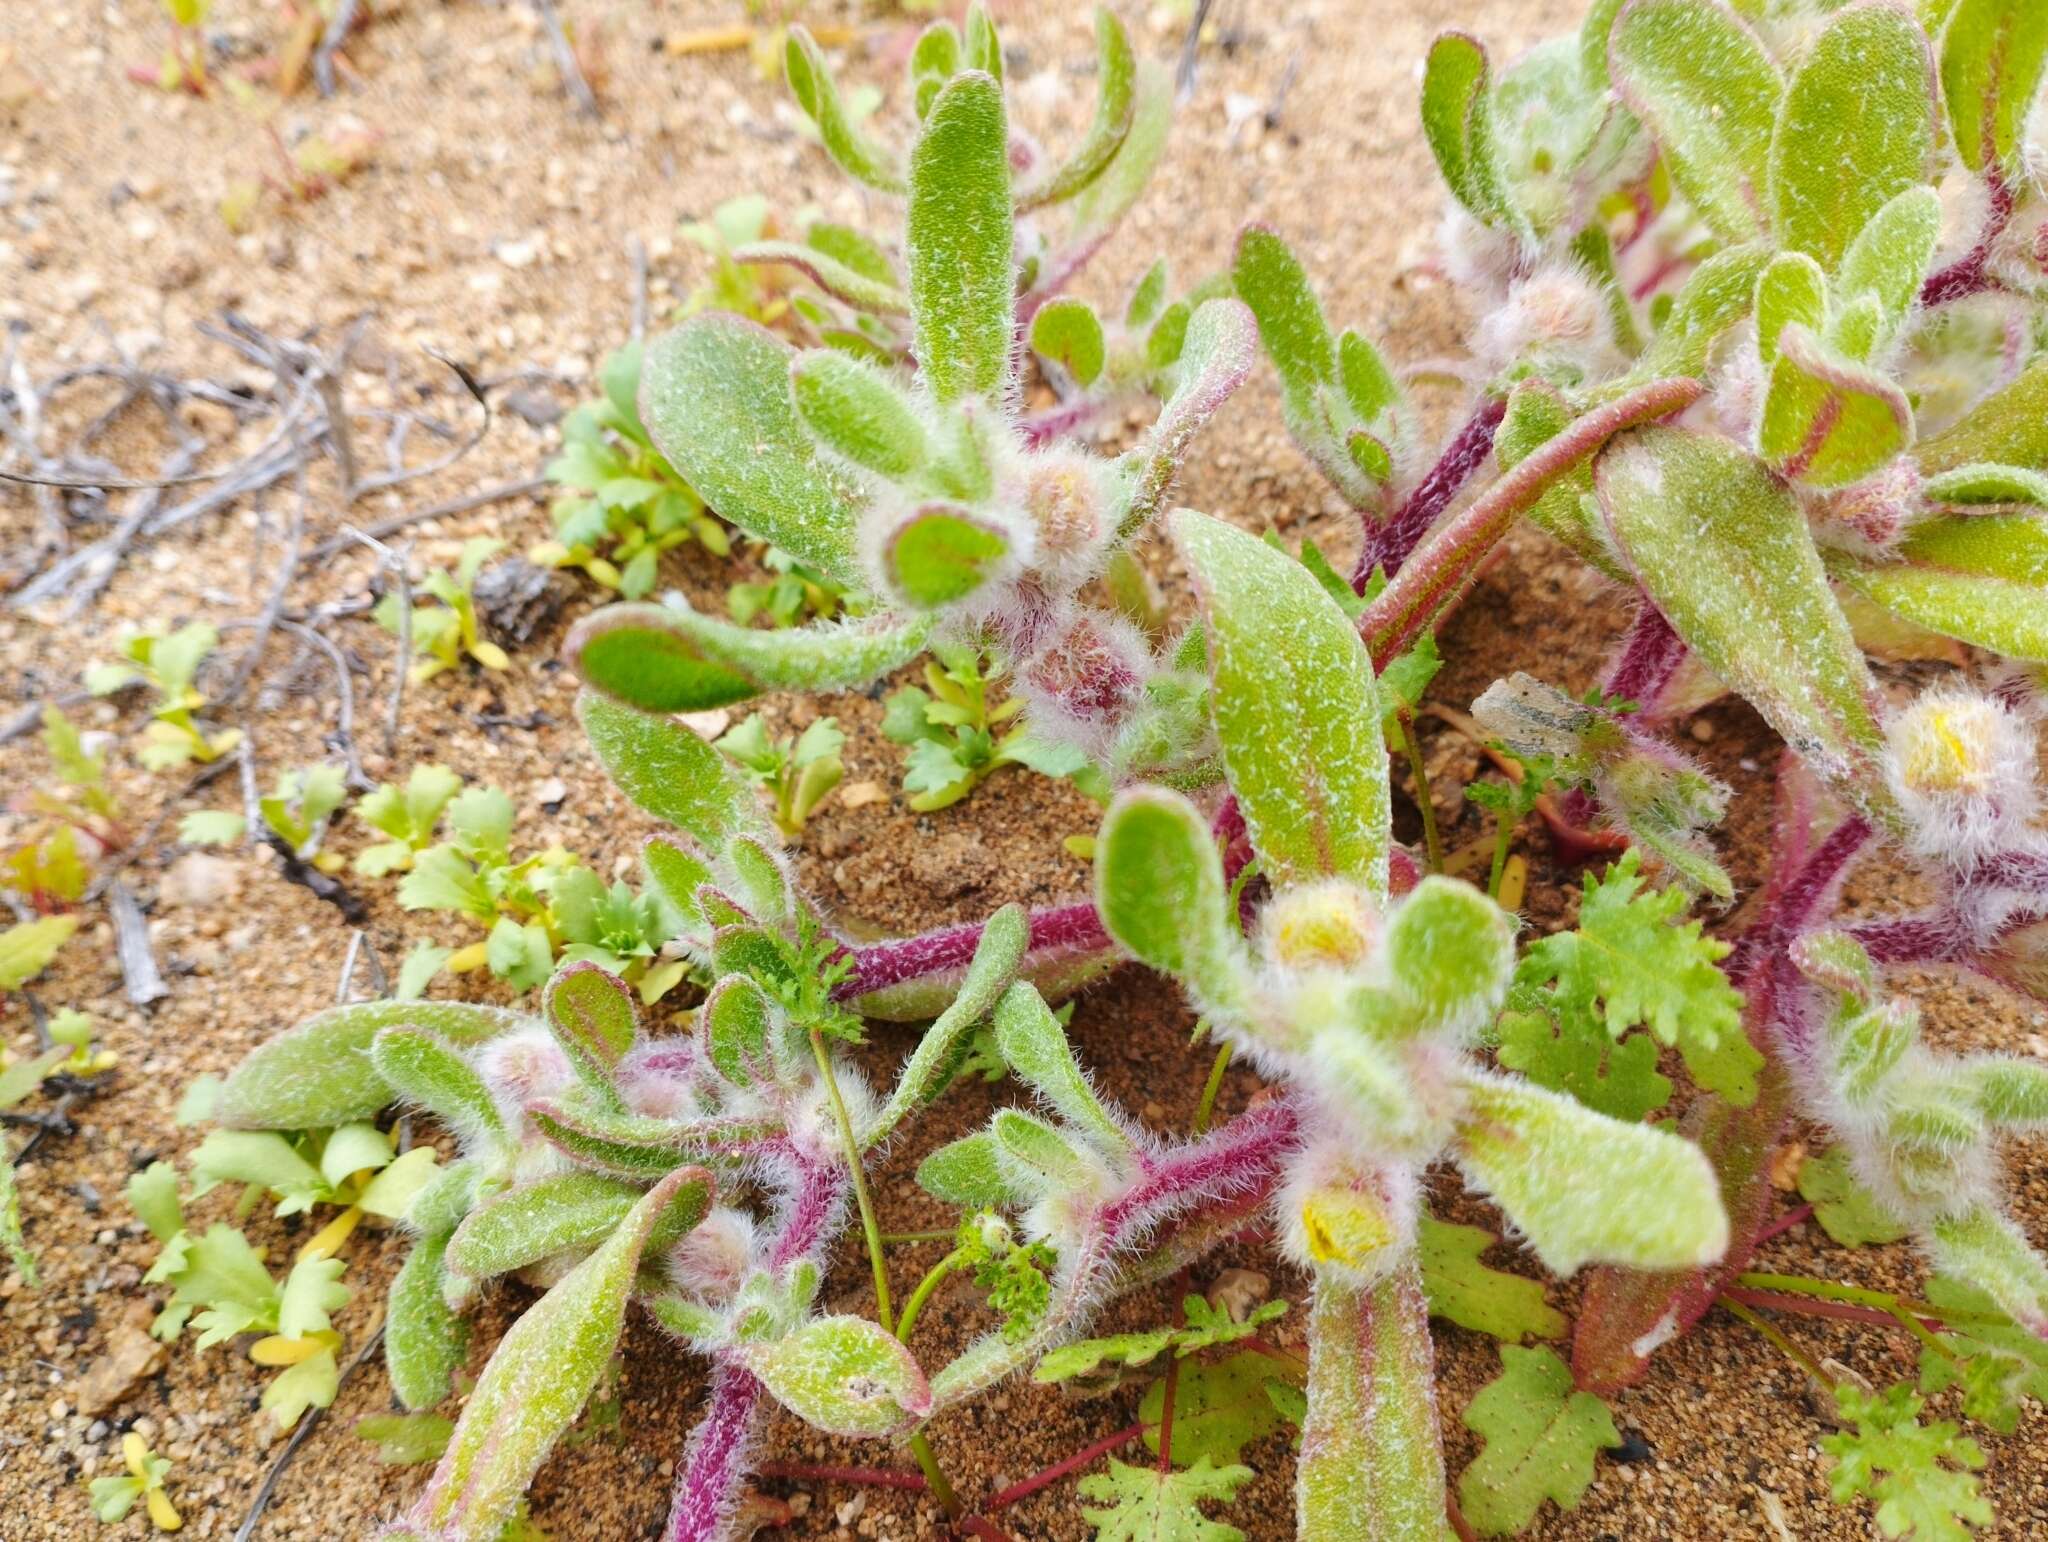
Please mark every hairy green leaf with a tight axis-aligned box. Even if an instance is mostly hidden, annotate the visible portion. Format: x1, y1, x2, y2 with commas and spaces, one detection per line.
1938, 0, 2048, 175
907, 72, 1013, 405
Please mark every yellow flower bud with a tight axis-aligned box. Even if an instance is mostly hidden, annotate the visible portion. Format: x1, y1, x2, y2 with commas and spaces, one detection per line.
1262, 882, 1381, 972
1300, 1184, 1396, 1269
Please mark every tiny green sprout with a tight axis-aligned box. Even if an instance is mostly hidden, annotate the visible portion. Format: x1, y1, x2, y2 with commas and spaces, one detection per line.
377, 538, 513, 682
85, 622, 240, 771
0, 913, 79, 996
88, 1433, 181, 1531
714, 713, 845, 836
534, 341, 730, 599
353, 763, 464, 877
6, 707, 124, 909
47, 1008, 115, 1075
179, 761, 350, 871
953, 1211, 1056, 1344
726, 545, 845, 630
882, 643, 1106, 812
141, 0, 209, 95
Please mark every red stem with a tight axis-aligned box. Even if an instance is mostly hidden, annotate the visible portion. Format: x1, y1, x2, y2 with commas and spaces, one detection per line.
1358, 378, 1703, 669
959, 1519, 1016, 1542
981, 1422, 1146, 1513
1749, 1203, 1815, 1249
1353, 395, 1507, 588
1155, 1355, 1181, 1473
1921, 170, 2015, 307
1720, 1287, 1948, 1336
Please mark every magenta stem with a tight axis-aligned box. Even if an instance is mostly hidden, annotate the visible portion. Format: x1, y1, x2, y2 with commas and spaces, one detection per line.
1750, 1203, 1815, 1249
1721, 1286, 1948, 1336
664, 1361, 765, 1542
1603, 602, 1688, 713
982, 1423, 1146, 1513
1921, 171, 2015, 307
1354, 395, 1507, 589
833, 901, 1113, 1001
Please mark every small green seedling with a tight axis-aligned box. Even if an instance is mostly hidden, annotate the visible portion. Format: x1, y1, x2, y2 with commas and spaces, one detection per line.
535, 342, 730, 599
353, 764, 463, 877
86, 622, 240, 770
87, 1434, 182, 1531
714, 713, 845, 836
726, 545, 844, 630
180, 762, 350, 871
376, 539, 512, 682
882, 644, 1106, 812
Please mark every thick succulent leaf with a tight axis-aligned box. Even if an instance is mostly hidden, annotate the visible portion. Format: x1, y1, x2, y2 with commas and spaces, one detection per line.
1497, 382, 1625, 581
1231, 226, 1383, 507
732, 240, 907, 315
790, 349, 927, 476
915, 1130, 1028, 1208
991, 1107, 1095, 1194
1172, 509, 1389, 896
1454, 1073, 1728, 1275
1422, 32, 1524, 235
578, 691, 752, 849
1057, 59, 1172, 255
784, 27, 904, 192
862, 904, 1027, 1147
641, 836, 712, 938
542, 963, 637, 1111
993, 981, 1129, 1153
1938, 0, 2048, 175
1596, 426, 1891, 818
1095, 787, 1253, 1018
572, 602, 931, 715
1922, 463, 2048, 508
1768, 3, 1935, 269
1030, 298, 1106, 388
907, 20, 960, 119
701, 975, 778, 1090
216, 1001, 525, 1130
1608, 0, 1781, 242
1121, 298, 1259, 536
1835, 514, 2048, 661
1916, 359, 2048, 473
639, 315, 863, 585
1836, 186, 1942, 346
387, 1229, 468, 1411
1298, 1268, 1446, 1541
882, 506, 1010, 608
907, 71, 1013, 405
529, 1102, 777, 1177
1754, 251, 1827, 369
448, 1170, 710, 1282
1382, 876, 1515, 1037
397, 1170, 691, 1540
1019, 8, 1136, 209
726, 837, 790, 924
1628, 244, 1769, 385
372, 1029, 509, 1155
1759, 323, 1914, 487
1929, 1206, 2048, 1334
741, 1315, 934, 1438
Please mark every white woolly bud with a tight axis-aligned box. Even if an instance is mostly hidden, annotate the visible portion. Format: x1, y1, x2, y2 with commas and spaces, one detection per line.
1011, 447, 1114, 591
1473, 261, 1622, 382
1436, 203, 1520, 299
1987, 196, 2048, 296
1273, 1142, 1417, 1281
1014, 604, 1151, 759
668, 1206, 762, 1302
1260, 881, 1382, 973
1811, 458, 1925, 555
474, 1028, 573, 1137
1886, 687, 2042, 867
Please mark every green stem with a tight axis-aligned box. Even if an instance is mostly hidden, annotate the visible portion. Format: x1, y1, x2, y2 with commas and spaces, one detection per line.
808, 1026, 966, 1520
881, 1229, 957, 1246
1193, 1042, 1233, 1136
808, 1027, 894, 1332
1486, 817, 1513, 900
1733, 1272, 2010, 1327
1721, 1297, 1835, 1390
1888, 1304, 1960, 1363
1397, 711, 1443, 875
896, 1249, 969, 1345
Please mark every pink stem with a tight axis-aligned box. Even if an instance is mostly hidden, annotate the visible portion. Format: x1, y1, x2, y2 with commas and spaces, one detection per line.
1020, 396, 1112, 447
665, 1361, 766, 1542
1721, 1286, 1949, 1336
1353, 396, 1508, 589
982, 1423, 1145, 1513
1750, 1203, 1815, 1248
833, 901, 1113, 1001
1098, 1098, 1299, 1238
1603, 602, 1688, 714
1922, 171, 2015, 307
1358, 378, 1703, 669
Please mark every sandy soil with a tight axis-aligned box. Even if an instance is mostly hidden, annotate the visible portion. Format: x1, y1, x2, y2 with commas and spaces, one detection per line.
3, 0, 2046, 1538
